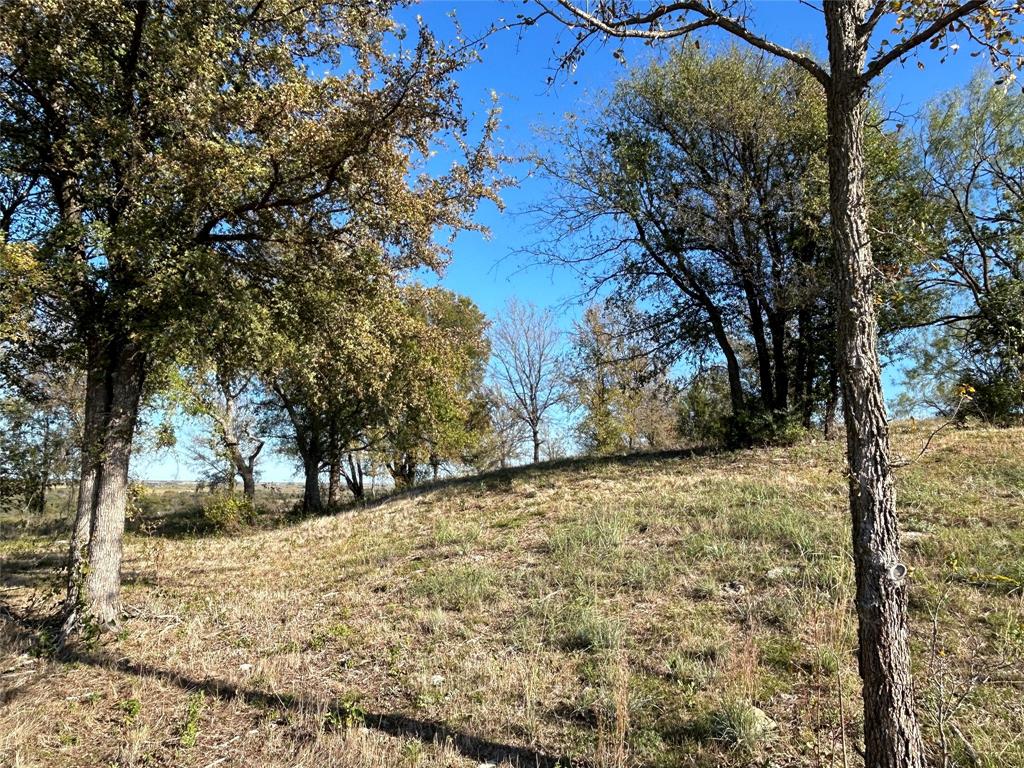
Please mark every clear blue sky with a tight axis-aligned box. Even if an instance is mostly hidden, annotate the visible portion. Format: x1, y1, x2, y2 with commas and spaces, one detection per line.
136, 1, 987, 482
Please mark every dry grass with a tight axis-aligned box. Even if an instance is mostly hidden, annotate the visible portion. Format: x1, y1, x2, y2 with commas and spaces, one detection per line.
3, 423, 1024, 767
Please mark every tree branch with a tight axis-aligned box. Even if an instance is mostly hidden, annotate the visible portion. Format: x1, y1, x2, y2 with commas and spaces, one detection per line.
860, 0, 986, 83
548, 0, 830, 85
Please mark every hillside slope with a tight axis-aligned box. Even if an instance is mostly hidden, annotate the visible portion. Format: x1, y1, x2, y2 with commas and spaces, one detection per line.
3, 426, 1024, 767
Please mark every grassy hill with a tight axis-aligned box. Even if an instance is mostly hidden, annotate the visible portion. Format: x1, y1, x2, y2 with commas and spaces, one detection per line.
2, 425, 1024, 767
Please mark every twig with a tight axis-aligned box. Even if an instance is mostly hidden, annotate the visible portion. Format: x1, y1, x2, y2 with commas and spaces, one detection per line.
837, 661, 850, 768
893, 394, 970, 468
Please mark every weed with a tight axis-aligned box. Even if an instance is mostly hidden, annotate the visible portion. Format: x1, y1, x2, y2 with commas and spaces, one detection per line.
554, 600, 624, 652
178, 692, 205, 748
323, 695, 366, 730
119, 698, 142, 725
701, 699, 775, 753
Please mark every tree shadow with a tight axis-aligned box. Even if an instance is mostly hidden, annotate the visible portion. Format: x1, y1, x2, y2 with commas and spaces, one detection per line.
359, 445, 722, 513
0, 551, 64, 590
68, 650, 588, 768
127, 446, 723, 541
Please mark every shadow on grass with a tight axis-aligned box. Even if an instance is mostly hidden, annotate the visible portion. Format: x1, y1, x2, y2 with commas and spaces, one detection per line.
0, 551, 65, 589
4, 447, 722, 551
359, 445, 721, 513
129, 445, 723, 541
67, 650, 588, 768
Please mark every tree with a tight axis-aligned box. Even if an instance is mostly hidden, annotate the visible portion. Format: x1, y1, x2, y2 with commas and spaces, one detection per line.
372, 286, 490, 488
537, 47, 927, 445
0, 371, 80, 516
523, 0, 1022, 762
264, 245, 406, 513
569, 304, 680, 454
467, 384, 530, 470
490, 299, 566, 463
183, 370, 266, 501
901, 76, 1024, 423
0, 0, 500, 634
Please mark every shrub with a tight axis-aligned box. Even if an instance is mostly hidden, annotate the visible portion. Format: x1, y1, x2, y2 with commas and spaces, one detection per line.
201, 492, 256, 531
724, 407, 807, 449
700, 699, 775, 753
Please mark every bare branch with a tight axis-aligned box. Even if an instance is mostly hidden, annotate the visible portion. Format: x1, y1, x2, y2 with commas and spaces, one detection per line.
861, 0, 986, 83
546, 0, 830, 85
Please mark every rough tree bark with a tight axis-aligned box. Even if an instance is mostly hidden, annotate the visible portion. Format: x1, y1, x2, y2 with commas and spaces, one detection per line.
824, 2, 925, 764
62, 354, 106, 637
83, 342, 146, 628
327, 459, 342, 505
302, 451, 323, 512
62, 337, 146, 634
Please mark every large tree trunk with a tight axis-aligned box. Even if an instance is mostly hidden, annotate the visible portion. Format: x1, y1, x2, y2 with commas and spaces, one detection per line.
302, 454, 322, 513
742, 280, 776, 410
239, 465, 256, 501
768, 310, 789, 413
82, 342, 146, 628
531, 428, 541, 463
824, 3, 925, 765
62, 338, 146, 638
706, 309, 745, 418
62, 357, 106, 638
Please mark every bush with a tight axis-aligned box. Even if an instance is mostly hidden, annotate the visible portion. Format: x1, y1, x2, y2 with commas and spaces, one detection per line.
699, 699, 775, 753
201, 492, 256, 531
724, 408, 807, 448
678, 372, 807, 448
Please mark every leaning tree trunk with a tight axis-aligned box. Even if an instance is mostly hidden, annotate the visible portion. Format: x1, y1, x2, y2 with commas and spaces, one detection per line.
824, 3, 925, 766
239, 464, 256, 502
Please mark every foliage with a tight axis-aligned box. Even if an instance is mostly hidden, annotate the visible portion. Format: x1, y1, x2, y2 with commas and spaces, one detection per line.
959, 279, 1024, 424
677, 370, 735, 447
372, 286, 491, 485
536, 47, 927, 442
902, 76, 1024, 424
0, 0, 505, 621
0, 372, 80, 515
569, 304, 680, 455
463, 384, 530, 470
200, 492, 257, 533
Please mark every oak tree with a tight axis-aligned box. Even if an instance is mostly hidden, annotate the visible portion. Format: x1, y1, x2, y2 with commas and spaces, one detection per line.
0, 0, 500, 634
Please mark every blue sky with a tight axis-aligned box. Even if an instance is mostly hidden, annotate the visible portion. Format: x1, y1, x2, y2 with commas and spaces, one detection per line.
136, 1, 989, 482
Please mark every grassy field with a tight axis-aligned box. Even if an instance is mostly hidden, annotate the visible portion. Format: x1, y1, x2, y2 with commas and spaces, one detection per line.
2, 424, 1024, 767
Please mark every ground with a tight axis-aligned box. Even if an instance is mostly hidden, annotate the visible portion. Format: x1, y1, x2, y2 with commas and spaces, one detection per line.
2, 424, 1024, 767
